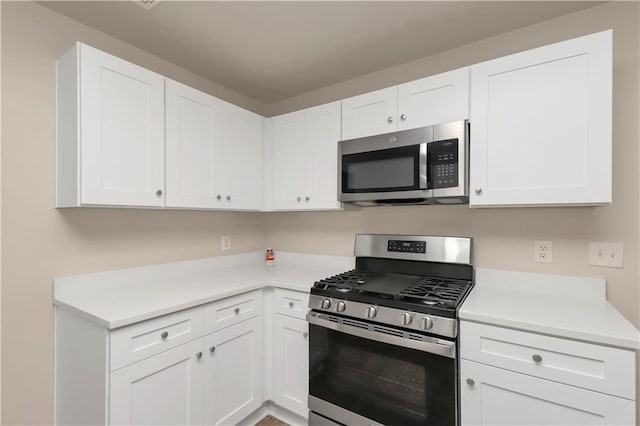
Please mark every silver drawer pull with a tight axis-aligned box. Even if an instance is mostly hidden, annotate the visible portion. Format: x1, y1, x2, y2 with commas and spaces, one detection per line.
160, 331, 168, 339
532, 354, 543, 363
209, 346, 216, 353
195, 352, 202, 359
466, 378, 475, 386
303, 332, 308, 338
289, 301, 294, 308
234, 308, 240, 315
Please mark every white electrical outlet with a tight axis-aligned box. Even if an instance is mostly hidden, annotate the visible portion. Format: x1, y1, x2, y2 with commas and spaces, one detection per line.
221, 236, 231, 252
589, 242, 624, 268
534, 240, 553, 263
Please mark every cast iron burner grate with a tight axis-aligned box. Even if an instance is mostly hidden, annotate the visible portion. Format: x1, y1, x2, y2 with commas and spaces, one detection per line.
313, 269, 383, 293
398, 277, 472, 309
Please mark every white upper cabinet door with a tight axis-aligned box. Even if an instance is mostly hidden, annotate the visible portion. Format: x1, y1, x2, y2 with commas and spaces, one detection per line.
341, 86, 397, 140
304, 101, 342, 210
203, 316, 263, 426
397, 68, 469, 131
272, 110, 306, 210
460, 360, 635, 426
224, 104, 264, 210
469, 30, 612, 207
109, 339, 204, 426
165, 80, 226, 209
79, 44, 165, 207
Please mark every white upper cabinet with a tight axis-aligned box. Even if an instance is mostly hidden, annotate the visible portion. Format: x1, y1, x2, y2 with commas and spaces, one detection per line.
165, 81, 263, 210
469, 30, 612, 207
271, 102, 342, 211
341, 68, 470, 140
57, 42, 165, 207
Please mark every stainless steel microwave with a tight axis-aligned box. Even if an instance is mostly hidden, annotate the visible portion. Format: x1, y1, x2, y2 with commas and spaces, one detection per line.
338, 120, 469, 206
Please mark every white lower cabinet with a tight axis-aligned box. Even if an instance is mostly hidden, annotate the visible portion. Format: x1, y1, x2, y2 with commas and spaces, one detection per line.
203, 316, 263, 425
272, 314, 309, 418
110, 339, 205, 425
461, 360, 635, 426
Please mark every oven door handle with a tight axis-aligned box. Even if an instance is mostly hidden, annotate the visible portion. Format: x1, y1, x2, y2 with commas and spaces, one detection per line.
307, 312, 456, 359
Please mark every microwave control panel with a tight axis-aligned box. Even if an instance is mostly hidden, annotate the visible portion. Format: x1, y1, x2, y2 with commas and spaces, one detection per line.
429, 139, 459, 189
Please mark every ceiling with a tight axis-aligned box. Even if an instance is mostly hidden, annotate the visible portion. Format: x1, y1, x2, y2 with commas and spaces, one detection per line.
40, 1, 603, 104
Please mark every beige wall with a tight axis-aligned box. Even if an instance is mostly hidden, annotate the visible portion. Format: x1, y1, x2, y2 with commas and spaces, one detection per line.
1, 1, 639, 424
1, 2, 267, 424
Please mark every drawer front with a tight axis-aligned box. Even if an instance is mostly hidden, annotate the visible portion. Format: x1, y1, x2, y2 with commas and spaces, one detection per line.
460, 321, 636, 399
204, 290, 262, 332
275, 288, 310, 320
110, 306, 205, 371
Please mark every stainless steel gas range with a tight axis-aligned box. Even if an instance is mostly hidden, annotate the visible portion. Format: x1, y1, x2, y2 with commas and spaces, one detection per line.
307, 234, 474, 426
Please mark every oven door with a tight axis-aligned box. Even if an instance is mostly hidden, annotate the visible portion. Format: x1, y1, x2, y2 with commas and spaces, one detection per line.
308, 312, 458, 426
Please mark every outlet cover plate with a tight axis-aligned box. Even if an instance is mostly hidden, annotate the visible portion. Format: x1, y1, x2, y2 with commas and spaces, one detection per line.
589, 242, 623, 268
534, 240, 553, 263
221, 236, 231, 252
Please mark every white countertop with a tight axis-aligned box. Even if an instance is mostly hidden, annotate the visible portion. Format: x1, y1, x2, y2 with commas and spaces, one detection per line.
460, 268, 640, 350
54, 252, 353, 329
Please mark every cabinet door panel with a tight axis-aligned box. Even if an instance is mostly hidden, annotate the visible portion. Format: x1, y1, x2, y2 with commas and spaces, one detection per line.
460, 360, 635, 426
272, 111, 306, 210
80, 44, 165, 207
165, 80, 226, 209
470, 30, 611, 206
110, 340, 204, 425
273, 315, 309, 418
304, 102, 342, 210
397, 68, 469, 131
225, 104, 263, 210
341, 87, 397, 140
203, 316, 263, 425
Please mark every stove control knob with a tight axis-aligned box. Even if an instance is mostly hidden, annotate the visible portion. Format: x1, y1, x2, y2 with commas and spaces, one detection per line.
336, 301, 346, 312
400, 312, 413, 326
321, 298, 332, 310
365, 306, 377, 319
421, 316, 434, 330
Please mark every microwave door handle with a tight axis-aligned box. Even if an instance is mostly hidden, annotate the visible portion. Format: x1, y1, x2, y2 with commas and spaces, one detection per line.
307, 312, 455, 359
419, 142, 428, 189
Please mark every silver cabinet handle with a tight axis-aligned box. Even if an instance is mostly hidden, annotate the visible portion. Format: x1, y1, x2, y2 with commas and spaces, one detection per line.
209, 346, 216, 353
303, 332, 308, 338
466, 378, 475, 386
234, 308, 240, 315
196, 352, 203, 359
160, 331, 168, 339
305, 196, 310, 202
156, 189, 163, 196
297, 196, 301, 202
216, 194, 222, 200
532, 354, 543, 363
400, 114, 407, 121
387, 116, 393, 123
474, 187, 482, 194
226, 195, 231, 201
289, 301, 294, 308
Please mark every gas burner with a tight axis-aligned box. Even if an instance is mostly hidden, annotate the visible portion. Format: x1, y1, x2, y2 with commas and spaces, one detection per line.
313, 269, 383, 293
398, 277, 472, 309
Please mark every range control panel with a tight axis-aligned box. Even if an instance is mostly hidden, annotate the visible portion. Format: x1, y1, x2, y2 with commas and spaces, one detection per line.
387, 240, 426, 254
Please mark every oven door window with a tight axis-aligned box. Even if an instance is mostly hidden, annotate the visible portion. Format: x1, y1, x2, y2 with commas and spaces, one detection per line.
341, 145, 424, 193
309, 324, 456, 426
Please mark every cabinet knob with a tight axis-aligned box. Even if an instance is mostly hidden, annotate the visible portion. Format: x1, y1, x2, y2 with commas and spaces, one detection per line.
305, 196, 310, 202
160, 331, 168, 339
196, 352, 203, 359
302, 332, 308, 338
209, 346, 216, 353
234, 307, 240, 315
387, 116, 394, 123
226, 195, 231, 201
466, 378, 475, 386
156, 189, 163, 196
289, 301, 294, 308
216, 194, 222, 200
532, 354, 543, 363
400, 114, 407, 121
474, 187, 482, 194
297, 196, 302, 202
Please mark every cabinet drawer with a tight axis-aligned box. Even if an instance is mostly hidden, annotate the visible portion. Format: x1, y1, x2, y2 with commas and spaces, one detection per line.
110, 306, 205, 371
460, 321, 636, 399
274, 288, 309, 320
204, 290, 262, 332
